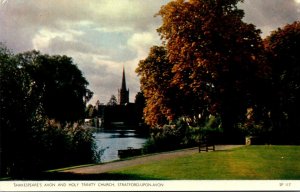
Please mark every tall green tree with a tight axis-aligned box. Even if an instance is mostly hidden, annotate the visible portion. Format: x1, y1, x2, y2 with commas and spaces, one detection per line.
17, 51, 93, 123
156, 0, 264, 141
0, 45, 44, 176
264, 21, 300, 144
0, 45, 95, 177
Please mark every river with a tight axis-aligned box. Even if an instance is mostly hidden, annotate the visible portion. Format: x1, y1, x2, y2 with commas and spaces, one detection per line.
93, 129, 148, 163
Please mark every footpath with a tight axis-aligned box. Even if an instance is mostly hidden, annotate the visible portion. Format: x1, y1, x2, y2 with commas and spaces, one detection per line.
62, 145, 243, 174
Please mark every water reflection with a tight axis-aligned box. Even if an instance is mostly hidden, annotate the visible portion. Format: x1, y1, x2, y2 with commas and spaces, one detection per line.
93, 129, 147, 163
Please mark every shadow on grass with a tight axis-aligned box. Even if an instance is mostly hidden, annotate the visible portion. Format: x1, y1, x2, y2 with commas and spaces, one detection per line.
13, 172, 162, 180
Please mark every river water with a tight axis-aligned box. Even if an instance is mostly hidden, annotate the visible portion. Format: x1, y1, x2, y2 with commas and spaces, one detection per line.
93, 129, 148, 163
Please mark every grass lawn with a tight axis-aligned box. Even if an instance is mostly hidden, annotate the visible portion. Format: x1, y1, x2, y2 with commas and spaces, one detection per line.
108, 145, 300, 180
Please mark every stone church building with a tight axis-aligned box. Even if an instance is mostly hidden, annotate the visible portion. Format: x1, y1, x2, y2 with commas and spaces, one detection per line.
101, 67, 139, 129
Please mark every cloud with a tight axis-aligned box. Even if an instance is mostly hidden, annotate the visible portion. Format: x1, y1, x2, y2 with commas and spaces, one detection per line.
128, 32, 161, 58
239, 0, 300, 37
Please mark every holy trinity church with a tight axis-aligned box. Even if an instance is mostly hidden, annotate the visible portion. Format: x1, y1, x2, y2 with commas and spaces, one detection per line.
100, 67, 139, 129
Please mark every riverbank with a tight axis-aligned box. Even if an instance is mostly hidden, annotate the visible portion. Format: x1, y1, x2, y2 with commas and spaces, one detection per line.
61, 145, 243, 175
1, 145, 241, 180
107, 145, 300, 180
51, 145, 300, 180
4, 145, 299, 180
29, 145, 242, 180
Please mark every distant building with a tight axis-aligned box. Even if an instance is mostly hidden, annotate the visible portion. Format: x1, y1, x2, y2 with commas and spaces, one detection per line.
89, 67, 145, 130
118, 67, 129, 105
100, 67, 137, 129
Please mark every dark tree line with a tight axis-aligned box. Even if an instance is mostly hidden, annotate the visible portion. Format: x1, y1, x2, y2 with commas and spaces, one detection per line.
263, 22, 300, 143
85, 92, 147, 130
0, 44, 97, 178
136, 0, 300, 144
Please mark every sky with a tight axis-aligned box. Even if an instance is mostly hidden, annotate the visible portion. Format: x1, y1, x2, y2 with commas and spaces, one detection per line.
1, 0, 299, 105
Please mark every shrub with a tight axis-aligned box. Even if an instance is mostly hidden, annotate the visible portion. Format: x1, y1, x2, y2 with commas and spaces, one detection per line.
5, 122, 99, 178
38, 122, 99, 168
142, 115, 224, 154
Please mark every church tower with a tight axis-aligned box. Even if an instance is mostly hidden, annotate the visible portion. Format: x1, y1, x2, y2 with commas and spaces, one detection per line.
118, 67, 129, 105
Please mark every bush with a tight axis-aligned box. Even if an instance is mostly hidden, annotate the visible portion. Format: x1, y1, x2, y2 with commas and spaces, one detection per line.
4, 122, 99, 178
38, 122, 100, 169
142, 124, 184, 153
142, 116, 224, 154
142, 118, 197, 154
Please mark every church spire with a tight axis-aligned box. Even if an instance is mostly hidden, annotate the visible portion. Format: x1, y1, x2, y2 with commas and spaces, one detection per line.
121, 66, 127, 91
118, 66, 129, 105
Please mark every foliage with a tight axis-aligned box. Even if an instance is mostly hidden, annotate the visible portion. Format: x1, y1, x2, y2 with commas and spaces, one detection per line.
85, 104, 98, 118
136, 1, 300, 145
136, 46, 180, 127
142, 116, 222, 153
0, 44, 97, 177
136, 0, 267, 144
107, 95, 118, 106
184, 115, 225, 146
142, 124, 185, 153
237, 108, 271, 139
26, 123, 99, 174
155, 0, 265, 140
16, 51, 93, 123
263, 21, 300, 144
134, 92, 145, 124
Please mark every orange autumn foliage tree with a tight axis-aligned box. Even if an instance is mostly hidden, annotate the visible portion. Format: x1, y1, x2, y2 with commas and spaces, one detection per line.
155, 0, 264, 140
136, 46, 179, 127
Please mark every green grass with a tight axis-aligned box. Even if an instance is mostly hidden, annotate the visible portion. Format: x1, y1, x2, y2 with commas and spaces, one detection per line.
108, 145, 300, 180
8, 145, 299, 180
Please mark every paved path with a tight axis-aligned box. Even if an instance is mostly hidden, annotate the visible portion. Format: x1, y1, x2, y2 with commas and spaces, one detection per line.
62, 145, 243, 174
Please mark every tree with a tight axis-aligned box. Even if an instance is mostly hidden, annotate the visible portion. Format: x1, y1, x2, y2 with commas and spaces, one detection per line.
0, 45, 45, 176
156, 0, 264, 141
134, 92, 145, 124
86, 104, 97, 118
0, 45, 96, 177
107, 95, 118, 106
136, 46, 183, 127
264, 21, 300, 144
16, 52, 93, 123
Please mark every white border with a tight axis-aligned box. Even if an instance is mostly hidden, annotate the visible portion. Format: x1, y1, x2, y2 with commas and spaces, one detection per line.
0, 180, 300, 191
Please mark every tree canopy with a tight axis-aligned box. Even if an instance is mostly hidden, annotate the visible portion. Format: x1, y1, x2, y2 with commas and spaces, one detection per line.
0, 45, 95, 177
263, 21, 300, 143
136, 46, 176, 126
136, 0, 299, 144
138, 0, 264, 138
15, 51, 93, 123
107, 95, 118, 106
